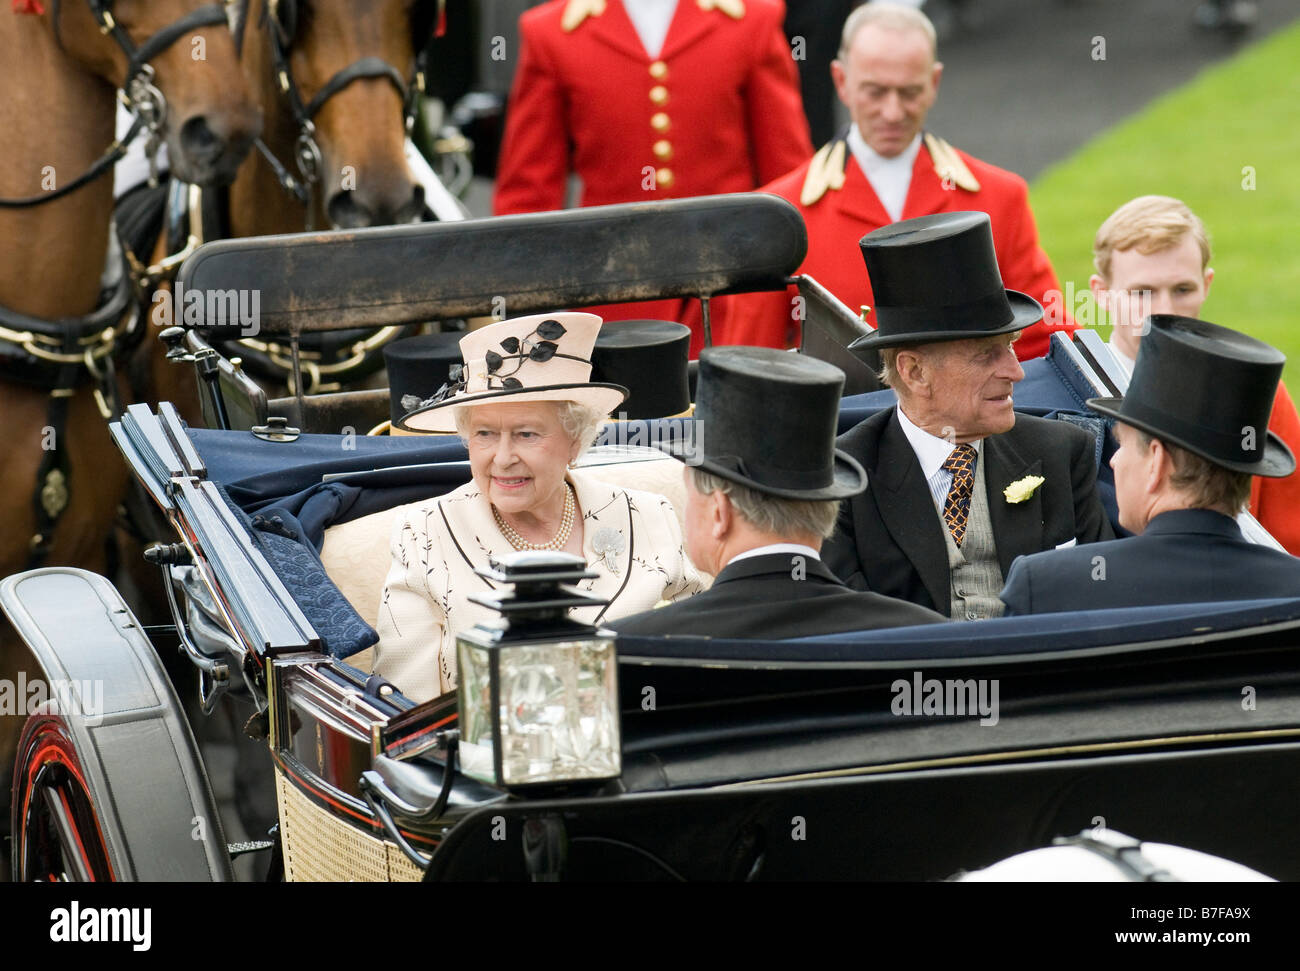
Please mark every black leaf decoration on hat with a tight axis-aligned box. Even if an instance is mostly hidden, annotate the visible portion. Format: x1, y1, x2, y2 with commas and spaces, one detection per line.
478, 319, 589, 392
536, 319, 566, 340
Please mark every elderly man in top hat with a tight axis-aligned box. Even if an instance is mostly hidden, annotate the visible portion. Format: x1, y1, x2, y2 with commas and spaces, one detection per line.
611, 346, 945, 638
821, 211, 1114, 620
1000, 316, 1300, 615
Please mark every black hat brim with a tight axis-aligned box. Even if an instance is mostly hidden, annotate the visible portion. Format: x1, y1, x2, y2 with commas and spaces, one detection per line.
656, 436, 868, 500
1087, 396, 1297, 478
848, 289, 1043, 354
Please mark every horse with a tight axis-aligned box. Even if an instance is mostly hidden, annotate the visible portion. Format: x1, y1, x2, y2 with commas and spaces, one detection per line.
0, 0, 260, 877
135, 0, 448, 416
112, 0, 450, 850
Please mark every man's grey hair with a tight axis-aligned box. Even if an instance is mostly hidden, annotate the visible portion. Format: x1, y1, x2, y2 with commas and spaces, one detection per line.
839, 2, 938, 61
692, 468, 840, 539
1135, 430, 1251, 517
455, 400, 606, 458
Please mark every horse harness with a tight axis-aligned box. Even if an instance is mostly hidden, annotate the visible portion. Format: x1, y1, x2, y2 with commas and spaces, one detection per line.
248, 0, 445, 228
0, 0, 234, 567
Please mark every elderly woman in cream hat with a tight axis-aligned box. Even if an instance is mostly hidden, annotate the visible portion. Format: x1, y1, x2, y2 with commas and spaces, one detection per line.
374, 312, 706, 702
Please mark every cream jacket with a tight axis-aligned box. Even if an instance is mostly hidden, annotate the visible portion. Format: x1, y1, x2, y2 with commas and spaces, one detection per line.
373, 468, 706, 702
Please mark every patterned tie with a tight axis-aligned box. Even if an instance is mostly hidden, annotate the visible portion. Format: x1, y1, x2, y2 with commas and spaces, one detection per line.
942, 444, 978, 547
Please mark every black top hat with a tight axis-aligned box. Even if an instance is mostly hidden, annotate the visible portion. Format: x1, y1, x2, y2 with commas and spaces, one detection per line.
383, 331, 465, 423
663, 347, 867, 500
590, 320, 691, 420
847, 211, 1043, 355
1087, 316, 1295, 477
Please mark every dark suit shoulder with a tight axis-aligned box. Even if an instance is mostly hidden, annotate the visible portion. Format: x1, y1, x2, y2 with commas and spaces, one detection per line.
1005, 412, 1093, 451
836, 407, 895, 456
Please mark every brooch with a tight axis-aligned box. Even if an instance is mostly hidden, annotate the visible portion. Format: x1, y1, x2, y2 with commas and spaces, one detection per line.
592, 527, 625, 575
1004, 475, 1045, 504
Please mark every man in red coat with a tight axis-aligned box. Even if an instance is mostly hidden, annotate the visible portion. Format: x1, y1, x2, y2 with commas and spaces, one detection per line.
1090, 194, 1300, 556
730, 2, 1075, 359
493, 0, 812, 355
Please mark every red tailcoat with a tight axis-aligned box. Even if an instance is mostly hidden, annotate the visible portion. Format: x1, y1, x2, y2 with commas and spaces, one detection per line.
727, 136, 1077, 359
493, 0, 812, 355
1252, 380, 1300, 556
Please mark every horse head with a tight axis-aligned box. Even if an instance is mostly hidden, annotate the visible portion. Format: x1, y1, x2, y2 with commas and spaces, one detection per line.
49, 0, 262, 185
254, 0, 441, 228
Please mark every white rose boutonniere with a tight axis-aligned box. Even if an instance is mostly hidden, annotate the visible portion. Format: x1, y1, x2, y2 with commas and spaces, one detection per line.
1004, 475, 1045, 504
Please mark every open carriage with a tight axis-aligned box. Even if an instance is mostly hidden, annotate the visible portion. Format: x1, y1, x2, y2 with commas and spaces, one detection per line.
7, 196, 1300, 882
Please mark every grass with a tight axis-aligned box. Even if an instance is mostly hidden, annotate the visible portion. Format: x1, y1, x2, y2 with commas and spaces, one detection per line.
1030, 20, 1300, 384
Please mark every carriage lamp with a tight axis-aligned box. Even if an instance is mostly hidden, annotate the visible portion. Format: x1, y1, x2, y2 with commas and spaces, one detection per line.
456, 552, 621, 790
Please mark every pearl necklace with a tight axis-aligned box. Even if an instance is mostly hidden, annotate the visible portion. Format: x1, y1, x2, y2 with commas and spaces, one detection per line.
492, 483, 576, 551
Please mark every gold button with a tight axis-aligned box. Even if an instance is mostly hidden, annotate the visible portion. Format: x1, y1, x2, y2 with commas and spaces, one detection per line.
649, 85, 669, 106
649, 60, 668, 80
656, 167, 674, 188
653, 139, 673, 161
651, 111, 670, 132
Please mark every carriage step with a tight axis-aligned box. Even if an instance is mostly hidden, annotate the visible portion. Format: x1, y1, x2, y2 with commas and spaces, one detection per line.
228, 840, 276, 858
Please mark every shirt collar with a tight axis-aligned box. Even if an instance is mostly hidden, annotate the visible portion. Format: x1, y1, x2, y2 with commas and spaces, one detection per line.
727, 543, 821, 566
846, 127, 922, 178
896, 406, 983, 479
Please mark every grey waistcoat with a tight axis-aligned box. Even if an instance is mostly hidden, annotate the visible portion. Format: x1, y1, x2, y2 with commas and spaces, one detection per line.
941, 461, 1005, 620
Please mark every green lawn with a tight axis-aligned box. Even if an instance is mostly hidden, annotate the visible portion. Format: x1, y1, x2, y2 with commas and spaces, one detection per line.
1031, 20, 1300, 384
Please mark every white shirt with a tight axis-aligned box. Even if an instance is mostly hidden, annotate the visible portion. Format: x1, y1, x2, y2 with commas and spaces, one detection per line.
623, 0, 678, 58
896, 408, 984, 512
846, 127, 921, 223
728, 543, 821, 567
1107, 338, 1136, 377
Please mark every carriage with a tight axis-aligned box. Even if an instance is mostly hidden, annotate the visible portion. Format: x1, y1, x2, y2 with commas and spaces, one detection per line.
7, 195, 1300, 882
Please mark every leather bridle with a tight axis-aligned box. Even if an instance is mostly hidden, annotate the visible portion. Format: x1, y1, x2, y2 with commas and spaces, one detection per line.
0, 0, 233, 207
252, 0, 438, 227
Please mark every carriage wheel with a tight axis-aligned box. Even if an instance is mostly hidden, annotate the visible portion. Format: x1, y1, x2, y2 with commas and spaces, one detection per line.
11, 707, 116, 882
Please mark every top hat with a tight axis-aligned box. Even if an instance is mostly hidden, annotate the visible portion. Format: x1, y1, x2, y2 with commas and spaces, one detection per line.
1087, 315, 1295, 477
663, 347, 867, 500
396, 312, 629, 434
383, 331, 466, 424
847, 211, 1043, 354
590, 320, 692, 420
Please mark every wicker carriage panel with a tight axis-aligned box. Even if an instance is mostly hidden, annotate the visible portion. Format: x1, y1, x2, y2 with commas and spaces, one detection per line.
275, 765, 424, 882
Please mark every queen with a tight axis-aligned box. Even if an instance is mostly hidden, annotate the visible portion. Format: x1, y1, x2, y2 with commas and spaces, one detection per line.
373, 312, 705, 702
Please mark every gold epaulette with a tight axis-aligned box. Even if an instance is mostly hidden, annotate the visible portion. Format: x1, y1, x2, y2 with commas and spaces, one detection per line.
698, 0, 746, 19
561, 0, 606, 32
800, 138, 847, 207
924, 132, 981, 193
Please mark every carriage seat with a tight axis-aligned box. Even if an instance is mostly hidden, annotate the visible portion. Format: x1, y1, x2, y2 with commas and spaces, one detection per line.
319, 455, 694, 633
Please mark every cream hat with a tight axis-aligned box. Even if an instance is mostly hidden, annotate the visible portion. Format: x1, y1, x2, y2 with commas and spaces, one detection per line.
395, 312, 629, 434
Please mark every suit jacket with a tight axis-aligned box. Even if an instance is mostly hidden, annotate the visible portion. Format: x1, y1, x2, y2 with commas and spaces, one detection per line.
1000, 509, 1300, 615
609, 552, 944, 637
822, 408, 1114, 616
726, 135, 1075, 357
373, 468, 706, 702
492, 0, 812, 357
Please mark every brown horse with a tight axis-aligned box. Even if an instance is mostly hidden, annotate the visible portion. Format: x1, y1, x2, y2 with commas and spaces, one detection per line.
138, 0, 443, 417
0, 0, 260, 876
109, 0, 447, 856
